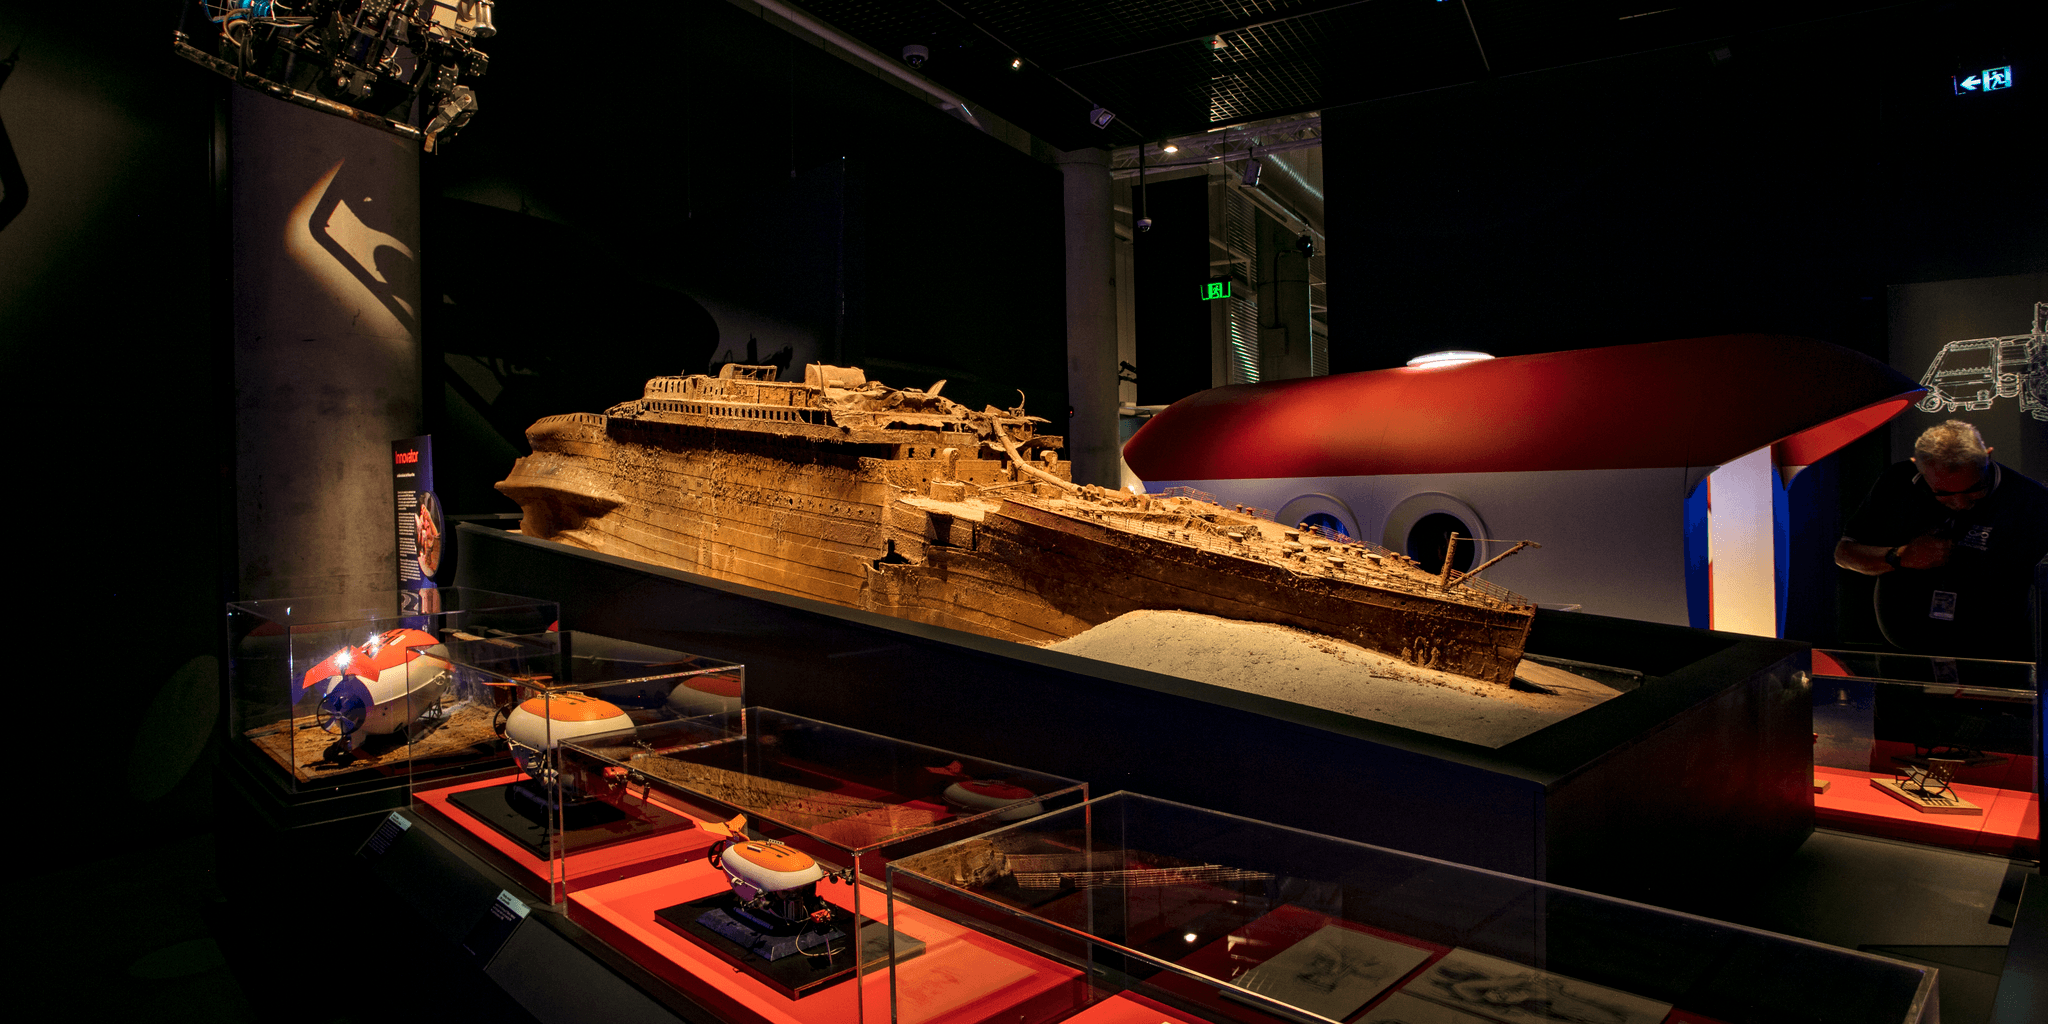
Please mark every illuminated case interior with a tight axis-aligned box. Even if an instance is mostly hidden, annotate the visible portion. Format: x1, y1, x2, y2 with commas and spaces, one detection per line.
407, 630, 747, 902
554, 706, 1087, 1019
1812, 649, 2039, 860
224, 588, 557, 807
886, 791, 1940, 1024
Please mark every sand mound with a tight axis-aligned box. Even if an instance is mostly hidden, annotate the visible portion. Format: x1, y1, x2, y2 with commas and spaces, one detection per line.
1046, 609, 1618, 748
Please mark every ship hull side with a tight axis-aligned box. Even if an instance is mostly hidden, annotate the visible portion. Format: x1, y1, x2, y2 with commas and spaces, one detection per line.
967, 502, 1531, 684
502, 418, 1529, 684
501, 418, 900, 606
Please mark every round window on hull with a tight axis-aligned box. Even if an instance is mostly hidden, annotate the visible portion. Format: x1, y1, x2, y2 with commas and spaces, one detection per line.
1408, 512, 1476, 574
1300, 512, 1352, 541
1275, 494, 1361, 543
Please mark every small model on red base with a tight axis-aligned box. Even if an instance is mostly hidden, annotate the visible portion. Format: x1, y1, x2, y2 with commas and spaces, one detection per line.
499, 691, 634, 784
696, 814, 851, 959
300, 628, 451, 761
928, 760, 1045, 821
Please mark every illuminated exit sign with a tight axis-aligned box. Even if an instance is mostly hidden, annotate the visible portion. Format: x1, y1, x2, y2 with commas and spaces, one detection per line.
1200, 279, 1233, 301
1954, 66, 2014, 94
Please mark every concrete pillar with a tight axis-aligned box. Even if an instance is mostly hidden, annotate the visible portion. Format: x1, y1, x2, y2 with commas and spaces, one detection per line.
231, 91, 423, 598
1057, 147, 1119, 488
1257, 211, 1314, 381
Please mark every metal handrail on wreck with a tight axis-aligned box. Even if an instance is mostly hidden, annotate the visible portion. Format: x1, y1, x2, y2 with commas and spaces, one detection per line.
1151, 486, 1533, 609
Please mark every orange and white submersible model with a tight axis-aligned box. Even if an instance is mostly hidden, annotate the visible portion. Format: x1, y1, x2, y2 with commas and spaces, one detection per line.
694, 814, 852, 961
299, 628, 452, 763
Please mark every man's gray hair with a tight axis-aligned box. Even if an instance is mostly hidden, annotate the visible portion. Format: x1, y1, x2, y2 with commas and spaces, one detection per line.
1913, 419, 1990, 471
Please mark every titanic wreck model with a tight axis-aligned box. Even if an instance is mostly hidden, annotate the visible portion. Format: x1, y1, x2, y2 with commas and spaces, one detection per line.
496, 364, 1536, 684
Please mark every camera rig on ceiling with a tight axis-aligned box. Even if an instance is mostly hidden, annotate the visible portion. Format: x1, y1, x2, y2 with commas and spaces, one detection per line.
172, 0, 495, 152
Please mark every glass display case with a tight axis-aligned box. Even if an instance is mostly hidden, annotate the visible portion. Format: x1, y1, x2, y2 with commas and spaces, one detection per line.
225, 588, 557, 800
1812, 649, 2039, 859
406, 630, 745, 901
560, 707, 1088, 1022
886, 792, 1939, 1024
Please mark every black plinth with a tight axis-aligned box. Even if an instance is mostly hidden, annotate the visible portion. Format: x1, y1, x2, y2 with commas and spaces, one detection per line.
653, 892, 924, 999
456, 523, 1814, 910
448, 780, 696, 856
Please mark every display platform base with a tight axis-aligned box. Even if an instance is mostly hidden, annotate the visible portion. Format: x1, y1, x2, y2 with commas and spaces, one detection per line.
653, 891, 921, 999
1142, 903, 1446, 1024
447, 779, 698, 856
1894, 752, 2010, 770
243, 702, 501, 784
1870, 777, 1984, 815
413, 772, 717, 898
1061, 992, 1213, 1023
569, 859, 1082, 1023
1815, 766, 2037, 857
457, 522, 1817, 906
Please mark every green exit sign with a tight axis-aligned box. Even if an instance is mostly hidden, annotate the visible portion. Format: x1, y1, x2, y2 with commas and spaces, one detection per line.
1201, 279, 1233, 301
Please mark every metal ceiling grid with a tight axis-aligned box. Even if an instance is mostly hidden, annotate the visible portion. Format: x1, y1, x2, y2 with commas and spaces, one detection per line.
1459, 0, 1894, 76
774, 0, 1915, 151
1204, 17, 1334, 124
789, 0, 1410, 147
1038, 1, 1469, 141
965, 0, 1332, 70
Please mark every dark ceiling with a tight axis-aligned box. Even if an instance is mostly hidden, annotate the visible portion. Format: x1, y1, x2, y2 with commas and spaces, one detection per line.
789, 0, 1911, 150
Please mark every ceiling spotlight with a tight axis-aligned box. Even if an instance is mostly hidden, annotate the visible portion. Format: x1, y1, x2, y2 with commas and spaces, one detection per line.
1241, 157, 1262, 186
1161, 142, 1179, 154
1089, 106, 1115, 129
1206, 34, 1228, 51
1009, 57, 1023, 70
1406, 350, 1495, 368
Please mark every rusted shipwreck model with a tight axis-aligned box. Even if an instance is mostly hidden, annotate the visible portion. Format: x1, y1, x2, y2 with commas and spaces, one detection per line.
497, 364, 1536, 685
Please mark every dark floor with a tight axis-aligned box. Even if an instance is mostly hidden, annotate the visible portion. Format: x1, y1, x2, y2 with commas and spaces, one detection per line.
37, 701, 2027, 1024
35, 803, 2025, 1024
1716, 829, 2027, 1024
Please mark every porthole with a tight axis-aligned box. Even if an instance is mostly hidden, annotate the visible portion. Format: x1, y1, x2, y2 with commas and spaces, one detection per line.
1408, 512, 1475, 574
1300, 512, 1352, 541
1380, 492, 1488, 574
1274, 493, 1360, 541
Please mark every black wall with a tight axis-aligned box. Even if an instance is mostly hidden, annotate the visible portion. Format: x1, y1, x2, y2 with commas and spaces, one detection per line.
1322, 0, 2046, 646
1325, 1, 2045, 370
422, 0, 1069, 515
3, 9, 226, 846
1133, 175, 1213, 406
1, 2, 1067, 848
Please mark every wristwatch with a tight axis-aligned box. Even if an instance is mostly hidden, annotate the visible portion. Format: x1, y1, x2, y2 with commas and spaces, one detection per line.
1883, 545, 1905, 569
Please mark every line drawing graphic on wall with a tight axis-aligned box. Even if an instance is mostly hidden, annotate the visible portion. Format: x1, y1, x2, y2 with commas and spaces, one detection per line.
1915, 301, 2048, 421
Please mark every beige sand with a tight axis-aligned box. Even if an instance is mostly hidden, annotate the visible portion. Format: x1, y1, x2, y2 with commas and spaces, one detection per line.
1046, 609, 1618, 748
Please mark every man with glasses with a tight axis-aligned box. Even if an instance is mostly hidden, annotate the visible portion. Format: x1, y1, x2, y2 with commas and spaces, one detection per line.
1835, 420, 2048, 658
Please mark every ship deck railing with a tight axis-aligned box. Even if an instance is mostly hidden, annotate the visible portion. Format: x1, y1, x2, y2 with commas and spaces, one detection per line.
1438, 570, 1524, 607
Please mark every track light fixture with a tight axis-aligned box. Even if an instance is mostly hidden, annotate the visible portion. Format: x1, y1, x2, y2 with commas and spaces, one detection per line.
1089, 106, 1115, 128
1407, 351, 1495, 368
